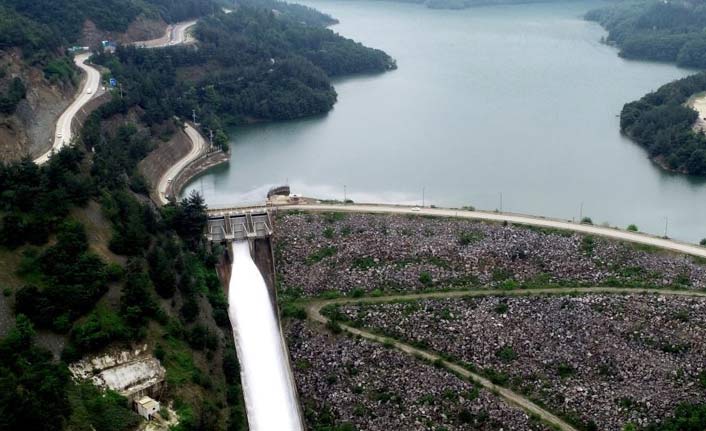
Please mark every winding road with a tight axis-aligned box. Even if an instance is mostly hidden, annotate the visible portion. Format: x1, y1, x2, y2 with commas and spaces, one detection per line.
304, 286, 706, 431
157, 123, 207, 205
34, 53, 101, 165
134, 20, 197, 48
136, 19, 210, 206
36, 19, 200, 166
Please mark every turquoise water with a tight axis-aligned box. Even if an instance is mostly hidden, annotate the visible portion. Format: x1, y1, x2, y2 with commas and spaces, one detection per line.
185, 0, 706, 241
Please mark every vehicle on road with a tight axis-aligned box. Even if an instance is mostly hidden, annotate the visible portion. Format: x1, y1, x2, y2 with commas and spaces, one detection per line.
87, 88, 93, 94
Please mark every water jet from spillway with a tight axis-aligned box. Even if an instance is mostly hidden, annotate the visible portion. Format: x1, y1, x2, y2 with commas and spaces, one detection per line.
228, 240, 302, 431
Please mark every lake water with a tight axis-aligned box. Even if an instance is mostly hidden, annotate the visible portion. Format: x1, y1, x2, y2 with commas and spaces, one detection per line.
184, 0, 706, 242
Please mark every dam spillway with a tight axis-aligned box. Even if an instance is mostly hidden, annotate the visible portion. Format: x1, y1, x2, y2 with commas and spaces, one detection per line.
228, 240, 303, 431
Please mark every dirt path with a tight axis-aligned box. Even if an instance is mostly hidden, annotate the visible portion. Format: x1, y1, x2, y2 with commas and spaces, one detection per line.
302, 286, 706, 431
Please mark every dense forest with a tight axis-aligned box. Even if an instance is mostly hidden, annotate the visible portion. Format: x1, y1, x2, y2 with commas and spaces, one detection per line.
238, 0, 339, 26
620, 72, 706, 175
91, 6, 395, 139
0, 112, 247, 430
586, 0, 706, 68
0, 0, 398, 429
585, 0, 706, 175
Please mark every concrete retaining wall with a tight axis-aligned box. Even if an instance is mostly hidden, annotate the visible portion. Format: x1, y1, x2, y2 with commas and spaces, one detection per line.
167, 149, 230, 201
137, 128, 192, 203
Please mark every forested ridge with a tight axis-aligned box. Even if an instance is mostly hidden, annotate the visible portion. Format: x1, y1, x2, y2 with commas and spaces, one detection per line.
620, 73, 706, 175
585, 0, 706, 175
586, 0, 706, 68
92, 6, 395, 139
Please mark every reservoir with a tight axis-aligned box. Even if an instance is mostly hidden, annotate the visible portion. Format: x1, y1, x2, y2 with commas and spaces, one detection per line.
184, 0, 706, 242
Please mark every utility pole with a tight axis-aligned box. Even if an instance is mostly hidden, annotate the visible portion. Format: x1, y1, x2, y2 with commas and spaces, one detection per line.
192, 109, 197, 125
344, 185, 347, 203
209, 129, 214, 149
118, 83, 123, 99
499, 192, 503, 212
422, 186, 425, 207
579, 201, 584, 221
664, 216, 669, 238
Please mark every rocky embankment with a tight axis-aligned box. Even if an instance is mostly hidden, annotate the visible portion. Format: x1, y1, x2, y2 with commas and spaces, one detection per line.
274, 212, 706, 297
285, 320, 550, 431
0, 49, 75, 161
332, 294, 706, 430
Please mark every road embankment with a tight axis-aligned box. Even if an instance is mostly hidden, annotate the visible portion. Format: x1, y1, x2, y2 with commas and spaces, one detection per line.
274, 203, 706, 258
138, 127, 193, 204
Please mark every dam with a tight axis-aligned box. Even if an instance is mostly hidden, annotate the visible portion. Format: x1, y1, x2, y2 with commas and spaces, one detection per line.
210, 210, 303, 430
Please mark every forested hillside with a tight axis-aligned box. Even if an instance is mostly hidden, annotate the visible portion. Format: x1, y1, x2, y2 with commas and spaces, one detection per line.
0, 0, 397, 429
586, 0, 706, 68
585, 0, 706, 175
92, 6, 395, 140
0, 0, 217, 161
0, 0, 217, 54
620, 73, 706, 175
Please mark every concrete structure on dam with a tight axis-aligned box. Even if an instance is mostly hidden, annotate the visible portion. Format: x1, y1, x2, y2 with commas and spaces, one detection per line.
206, 209, 304, 430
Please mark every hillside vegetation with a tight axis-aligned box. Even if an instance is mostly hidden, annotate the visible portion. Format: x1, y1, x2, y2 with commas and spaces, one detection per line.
586, 0, 706, 68
92, 6, 395, 143
0, 0, 398, 429
586, 0, 706, 175
620, 73, 706, 175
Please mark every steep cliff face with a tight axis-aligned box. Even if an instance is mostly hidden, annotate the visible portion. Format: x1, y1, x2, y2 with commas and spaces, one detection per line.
0, 49, 75, 161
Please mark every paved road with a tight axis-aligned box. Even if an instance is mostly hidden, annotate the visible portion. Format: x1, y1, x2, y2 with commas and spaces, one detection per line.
157, 123, 207, 205
135, 20, 197, 48
34, 53, 101, 165
304, 287, 706, 431
272, 203, 706, 257
136, 19, 207, 206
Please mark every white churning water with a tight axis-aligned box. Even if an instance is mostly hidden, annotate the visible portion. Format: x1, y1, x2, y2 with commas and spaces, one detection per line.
228, 241, 303, 431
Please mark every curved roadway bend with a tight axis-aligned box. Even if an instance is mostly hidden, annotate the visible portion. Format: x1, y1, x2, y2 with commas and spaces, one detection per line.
305, 287, 706, 431
275, 204, 706, 258
135, 19, 197, 48
34, 53, 101, 165
157, 123, 207, 205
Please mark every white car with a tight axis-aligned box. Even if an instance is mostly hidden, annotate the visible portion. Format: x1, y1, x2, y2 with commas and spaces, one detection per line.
57, 132, 62, 138
411, 207, 421, 212
87, 88, 93, 94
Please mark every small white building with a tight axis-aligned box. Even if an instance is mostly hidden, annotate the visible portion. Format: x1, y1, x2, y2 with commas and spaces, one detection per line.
136, 396, 160, 420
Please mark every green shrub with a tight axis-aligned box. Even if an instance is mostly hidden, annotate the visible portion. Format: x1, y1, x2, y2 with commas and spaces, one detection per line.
494, 302, 509, 314
323, 227, 334, 239
557, 363, 576, 378
306, 246, 337, 264
419, 271, 433, 286
627, 224, 639, 232
458, 231, 483, 246
496, 346, 518, 362
581, 235, 595, 256
281, 303, 307, 320
352, 256, 376, 270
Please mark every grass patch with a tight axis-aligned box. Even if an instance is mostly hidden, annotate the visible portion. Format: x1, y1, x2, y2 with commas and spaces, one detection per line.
306, 246, 337, 265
